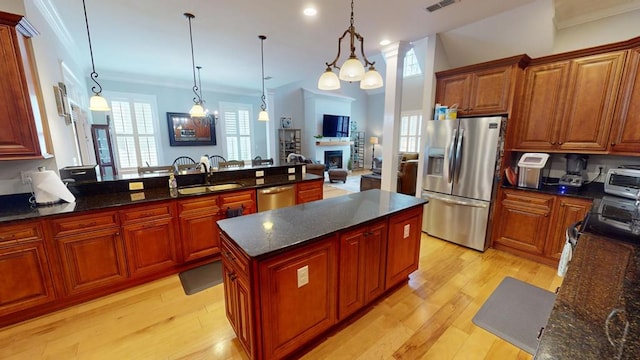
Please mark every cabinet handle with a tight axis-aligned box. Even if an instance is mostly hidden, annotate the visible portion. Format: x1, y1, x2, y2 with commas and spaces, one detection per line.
223, 251, 236, 261
229, 273, 237, 281
544, 213, 549, 217
558, 141, 563, 145
551, 141, 556, 145
115, 232, 120, 236
611, 142, 616, 146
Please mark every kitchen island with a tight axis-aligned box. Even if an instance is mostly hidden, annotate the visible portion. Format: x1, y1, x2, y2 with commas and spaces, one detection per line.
217, 189, 427, 359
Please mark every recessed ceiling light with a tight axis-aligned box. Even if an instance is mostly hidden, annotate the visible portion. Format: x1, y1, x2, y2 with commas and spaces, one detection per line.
303, 7, 317, 16
379, 39, 391, 46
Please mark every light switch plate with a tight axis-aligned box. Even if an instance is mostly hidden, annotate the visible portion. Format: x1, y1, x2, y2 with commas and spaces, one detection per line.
288, 167, 295, 174
255, 170, 264, 178
129, 182, 144, 191
256, 178, 265, 185
403, 224, 410, 238
297, 265, 309, 288
288, 175, 295, 181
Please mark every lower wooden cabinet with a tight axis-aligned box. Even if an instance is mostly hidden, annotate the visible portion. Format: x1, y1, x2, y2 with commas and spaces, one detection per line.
0, 221, 56, 316
386, 206, 423, 288
338, 220, 387, 320
296, 179, 323, 204
178, 195, 223, 262
492, 188, 592, 266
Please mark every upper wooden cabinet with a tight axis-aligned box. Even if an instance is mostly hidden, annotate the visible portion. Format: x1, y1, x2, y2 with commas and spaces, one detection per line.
0, 12, 47, 160
610, 47, 640, 154
435, 55, 529, 117
512, 51, 626, 152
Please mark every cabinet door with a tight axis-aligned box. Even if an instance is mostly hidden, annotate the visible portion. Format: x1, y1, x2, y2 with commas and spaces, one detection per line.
178, 196, 222, 262
545, 197, 592, 261
363, 221, 387, 304
219, 189, 256, 215
385, 207, 422, 289
55, 227, 128, 296
513, 61, 569, 150
338, 228, 366, 319
0, 19, 42, 159
610, 48, 640, 154
467, 65, 512, 115
259, 236, 337, 360
0, 222, 56, 316
435, 73, 471, 114
493, 190, 554, 255
122, 218, 178, 278
558, 51, 625, 151
296, 179, 323, 204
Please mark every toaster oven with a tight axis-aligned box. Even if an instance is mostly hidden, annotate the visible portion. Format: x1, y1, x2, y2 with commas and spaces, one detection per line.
604, 168, 640, 199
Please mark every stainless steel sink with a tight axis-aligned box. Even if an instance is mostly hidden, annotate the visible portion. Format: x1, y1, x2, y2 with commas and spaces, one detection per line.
177, 183, 242, 195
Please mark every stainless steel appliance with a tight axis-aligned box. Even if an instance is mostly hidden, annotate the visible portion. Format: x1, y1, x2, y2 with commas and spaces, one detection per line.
257, 185, 296, 212
559, 154, 589, 187
604, 167, 640, 200
421, 116, 505, 251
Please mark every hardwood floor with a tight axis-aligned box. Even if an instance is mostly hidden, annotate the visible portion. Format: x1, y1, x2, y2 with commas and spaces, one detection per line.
0, 233, 562, 360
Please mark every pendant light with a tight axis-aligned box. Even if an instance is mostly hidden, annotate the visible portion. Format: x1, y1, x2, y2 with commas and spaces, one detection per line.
194, 65, 211, 126
258, 35, 269, 121
82, 0, 109, 111
318, 0, 383, 91
184, 13, 206, 118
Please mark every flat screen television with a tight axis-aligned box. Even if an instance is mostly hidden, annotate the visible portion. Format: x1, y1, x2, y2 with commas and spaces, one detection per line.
322, 114, 350, 137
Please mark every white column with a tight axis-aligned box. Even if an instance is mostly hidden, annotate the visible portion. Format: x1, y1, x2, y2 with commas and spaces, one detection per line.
415, 34, 438, 196
380, 41, 411, 193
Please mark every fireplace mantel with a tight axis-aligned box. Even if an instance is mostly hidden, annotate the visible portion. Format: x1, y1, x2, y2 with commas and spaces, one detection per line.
315, 141, 353, 146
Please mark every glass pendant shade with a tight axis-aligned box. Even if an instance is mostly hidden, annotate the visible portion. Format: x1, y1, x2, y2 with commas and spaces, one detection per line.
360, 68, 384, 90
258, 110, 269, 121
89, 94, 110, 111
318, 70, 341, 90
339, 57, 365, 81
189, 104, 207, 118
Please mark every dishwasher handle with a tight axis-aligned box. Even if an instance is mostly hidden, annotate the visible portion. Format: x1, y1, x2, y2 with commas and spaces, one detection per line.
258, 185, 294, 195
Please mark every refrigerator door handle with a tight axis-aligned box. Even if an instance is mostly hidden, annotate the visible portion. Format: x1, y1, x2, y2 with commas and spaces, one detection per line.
454, 128, 464, 184
448, 129, 457, 183
422, 193, 489, 208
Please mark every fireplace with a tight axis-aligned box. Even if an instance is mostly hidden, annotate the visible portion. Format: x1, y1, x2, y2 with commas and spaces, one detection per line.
324, 150, 343, 170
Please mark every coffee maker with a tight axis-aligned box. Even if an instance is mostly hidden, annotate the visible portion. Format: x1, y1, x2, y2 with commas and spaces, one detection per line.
559, 154, 589, 187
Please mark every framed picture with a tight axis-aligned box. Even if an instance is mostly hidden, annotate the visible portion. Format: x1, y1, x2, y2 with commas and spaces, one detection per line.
167, 112, 216, 146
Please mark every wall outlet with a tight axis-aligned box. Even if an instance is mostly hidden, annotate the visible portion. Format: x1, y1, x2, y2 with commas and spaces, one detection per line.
297, 265, 309, 288
20, 171, 32, 184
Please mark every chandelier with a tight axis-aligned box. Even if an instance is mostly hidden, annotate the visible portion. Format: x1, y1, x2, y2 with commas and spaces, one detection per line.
258, 35, 269, 121
184, 13, 206, 118
82, 0, 109, 111
317, 0, 383, 91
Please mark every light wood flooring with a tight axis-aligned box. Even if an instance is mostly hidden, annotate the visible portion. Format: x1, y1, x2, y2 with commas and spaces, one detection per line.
0, 231, 562, 359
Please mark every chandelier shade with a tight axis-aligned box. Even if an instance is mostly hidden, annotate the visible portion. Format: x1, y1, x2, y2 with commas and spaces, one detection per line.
82, 0, 110, 111
318, 0, 383, 91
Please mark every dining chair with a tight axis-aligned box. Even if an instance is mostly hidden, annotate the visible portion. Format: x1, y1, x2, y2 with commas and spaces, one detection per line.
137, 165, 174, 174
209, 155, 226, 169
219, 160, 245, 168
172, 156, 197, 172
251, 158, 274, 166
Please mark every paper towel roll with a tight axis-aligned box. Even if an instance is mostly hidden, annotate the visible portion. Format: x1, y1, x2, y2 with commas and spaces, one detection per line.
30, 170, 76, 204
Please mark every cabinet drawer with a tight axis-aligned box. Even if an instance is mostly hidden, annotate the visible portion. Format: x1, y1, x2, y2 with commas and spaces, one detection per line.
221, 234, 250, 276
50, 212, 119, 237
503, 191, 554, 210
219, 190, 256, 215
120, 203, 173, 224
0, 221, 43, 245
178, 195, 220, 214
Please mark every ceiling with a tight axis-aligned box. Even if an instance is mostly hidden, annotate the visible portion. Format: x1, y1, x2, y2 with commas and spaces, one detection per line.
41, 0, 640, 94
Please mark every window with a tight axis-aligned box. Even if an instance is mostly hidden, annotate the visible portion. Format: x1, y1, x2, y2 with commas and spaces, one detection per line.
105, 92, 161, 173
399, 111, 422, 153
403, 48, 422, 78
221, 102, 253, 160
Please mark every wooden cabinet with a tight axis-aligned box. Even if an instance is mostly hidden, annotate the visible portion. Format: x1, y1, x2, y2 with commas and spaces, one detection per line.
435, 55, 528, 117
49, 212, 129, 296
0, 12, 46, 159
385, 206, 423, 288
258, 235, 337, 360
296, 179, 323, 204
120, 203, 179, 278
492, 189, 592, 266
610, 47, 640, 154
178, 194, 223, 262
0, 221, 56, 316
219, 189, 256, 216
338, 220, 387, 320
512, 51, 626, 152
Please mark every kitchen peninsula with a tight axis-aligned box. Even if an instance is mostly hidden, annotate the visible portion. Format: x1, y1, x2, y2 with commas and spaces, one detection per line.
217, 189, 426, 359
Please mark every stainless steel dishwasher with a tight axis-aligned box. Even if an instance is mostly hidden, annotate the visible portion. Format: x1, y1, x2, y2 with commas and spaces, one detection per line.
257, 185, 296, 212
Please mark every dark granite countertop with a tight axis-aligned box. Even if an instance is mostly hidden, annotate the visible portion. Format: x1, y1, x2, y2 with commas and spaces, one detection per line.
502, 179, 605, 200
217, 189, 427, 259
535, 233, 640, 360
0, 173, 322, 224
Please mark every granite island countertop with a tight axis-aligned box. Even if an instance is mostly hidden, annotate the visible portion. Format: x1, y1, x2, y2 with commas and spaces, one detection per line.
217, 189, 427, 259
535, 233, 640, 359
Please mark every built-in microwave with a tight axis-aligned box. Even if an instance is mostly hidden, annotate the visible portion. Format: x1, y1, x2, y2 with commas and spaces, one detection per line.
604, 168, 640, 200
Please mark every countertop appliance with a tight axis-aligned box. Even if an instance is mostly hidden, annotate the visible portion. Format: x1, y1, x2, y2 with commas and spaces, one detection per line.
604, 167, 640, 200
517, 152, 549, 189
421, 116, 505, 251
257, 184, 296, 212
581, 195, 640, 244
559, 154, 589, 188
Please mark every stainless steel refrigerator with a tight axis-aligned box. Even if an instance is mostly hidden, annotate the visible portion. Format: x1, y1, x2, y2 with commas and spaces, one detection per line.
421, 116, 505, 251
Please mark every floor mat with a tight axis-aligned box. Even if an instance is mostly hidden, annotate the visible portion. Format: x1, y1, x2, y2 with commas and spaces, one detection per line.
178, 261, 223, 295
472, 276, 556, 354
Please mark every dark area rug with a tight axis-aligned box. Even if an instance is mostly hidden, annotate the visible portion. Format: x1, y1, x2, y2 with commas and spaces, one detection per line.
472, 276, 556, 354
178, 261, 223, 295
